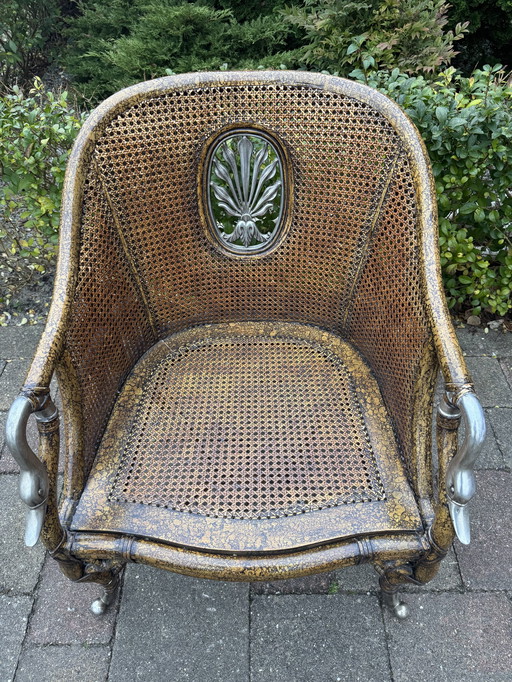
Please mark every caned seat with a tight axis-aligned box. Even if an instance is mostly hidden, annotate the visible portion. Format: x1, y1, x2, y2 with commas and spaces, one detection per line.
72, 322, 421, 553
7, 71, 485, 618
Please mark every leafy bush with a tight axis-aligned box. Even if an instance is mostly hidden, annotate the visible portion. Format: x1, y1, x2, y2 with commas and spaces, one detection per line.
0, 0, 61, 92
356, 65, 512, 317
3, 71, 510, 319
447, 0, 512, 73
0, 78, 84, 302
63, 0, 300, 102
282, 0, 468, 76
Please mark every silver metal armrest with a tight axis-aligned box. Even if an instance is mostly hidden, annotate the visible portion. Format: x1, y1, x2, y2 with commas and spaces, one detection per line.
438, 391, 486, 545
5, 394, 58, 547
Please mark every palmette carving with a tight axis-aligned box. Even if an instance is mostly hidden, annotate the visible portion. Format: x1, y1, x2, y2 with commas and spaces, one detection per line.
209, 133, 283, 250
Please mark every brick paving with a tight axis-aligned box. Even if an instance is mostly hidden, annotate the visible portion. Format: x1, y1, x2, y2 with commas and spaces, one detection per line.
0, 324, 511, 681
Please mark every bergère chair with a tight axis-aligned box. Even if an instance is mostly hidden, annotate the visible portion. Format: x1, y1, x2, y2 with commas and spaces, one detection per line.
7, 71, 485, 618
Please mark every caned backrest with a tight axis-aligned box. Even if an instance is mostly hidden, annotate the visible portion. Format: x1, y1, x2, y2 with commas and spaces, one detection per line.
58, 72, 437, 481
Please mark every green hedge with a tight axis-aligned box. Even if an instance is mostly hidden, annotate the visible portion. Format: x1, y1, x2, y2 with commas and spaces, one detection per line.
62, 0, 299, 102
0, 0, 61, 93
1, 68, 510, 318
283, 0, 468, 76
0, 78, 85, 305
356, 65, 512, 317
447, 0, 512, 73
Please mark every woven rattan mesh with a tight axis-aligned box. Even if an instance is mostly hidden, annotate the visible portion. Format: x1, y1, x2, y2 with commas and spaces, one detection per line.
345, 155, 429, 459
109, 333, 385, 519
65, 80, 432, 479
93, 84, 402, 336
64, 167, 155, 475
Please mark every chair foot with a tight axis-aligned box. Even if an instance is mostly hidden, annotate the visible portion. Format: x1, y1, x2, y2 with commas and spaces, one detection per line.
90, 573, 120, 616
382, 590, 409, 619
376, 559, 415, 619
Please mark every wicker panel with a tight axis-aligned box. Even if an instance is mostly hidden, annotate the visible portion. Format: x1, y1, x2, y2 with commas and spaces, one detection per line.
109, 330, 385, 520
345, 155, 430, 459
93, 84, 401, 335
66, 80, 433, 475
64, 167, 155, 476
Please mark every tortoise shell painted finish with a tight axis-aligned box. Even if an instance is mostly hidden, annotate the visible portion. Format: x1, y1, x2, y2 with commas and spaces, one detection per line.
16, 71, 475, 588
71, 322, 422, 554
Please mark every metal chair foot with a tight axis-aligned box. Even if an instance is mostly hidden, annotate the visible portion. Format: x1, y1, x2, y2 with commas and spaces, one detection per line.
382, 590, 409, 619
90, 574, 119, 616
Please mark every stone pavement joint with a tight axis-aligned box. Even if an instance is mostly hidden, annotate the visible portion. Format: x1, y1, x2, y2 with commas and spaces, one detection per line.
0, 476, 45, 595
0, 595, 33, 682
464, 355, 512, 407
384, 593, 512, 682
455, 470, 512, 591
251, 594, 391, 682
486, 408, 512, 470
27, 555, 118, 645
109, 566, 249, 682
0, 324, 511, 681
15, 645, 112, 682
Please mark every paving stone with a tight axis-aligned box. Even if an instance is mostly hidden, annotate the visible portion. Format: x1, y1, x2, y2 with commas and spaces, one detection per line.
474, 425, 505, 469
0, 409, 5, 452
385, 592, 512, 681
500, 356, 512, 388
0, 595, 32, 682
26, 555, 118, 645
251, 571, 335, 595
457, 327, 512, 357
487, 408, 512, 469
464, 356, 512, 407
0, 475, 45, 594
0, 360, 29, 410
0, 325, 42, 361
109, 565, 249, 682
0, 330, 55, 412
0, 447, 21, 473
15, 645, 111, 682
455, 470, 512, 590
331, 563, 377, 593
251, 594, 390, 682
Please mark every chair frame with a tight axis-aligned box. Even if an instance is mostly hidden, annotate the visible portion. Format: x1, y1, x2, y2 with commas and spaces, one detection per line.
6, 71, 485, 618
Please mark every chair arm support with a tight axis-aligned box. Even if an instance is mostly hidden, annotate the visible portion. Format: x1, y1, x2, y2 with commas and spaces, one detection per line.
5, 394, 58, 547
438, 391, 486, 545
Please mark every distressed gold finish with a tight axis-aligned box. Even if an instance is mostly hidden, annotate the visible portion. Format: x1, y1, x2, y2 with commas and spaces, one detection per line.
71, 322, 421, 554
8, 71, 482, 614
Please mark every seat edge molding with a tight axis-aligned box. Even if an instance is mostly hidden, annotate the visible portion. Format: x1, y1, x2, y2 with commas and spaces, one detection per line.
69, 531, 428, 582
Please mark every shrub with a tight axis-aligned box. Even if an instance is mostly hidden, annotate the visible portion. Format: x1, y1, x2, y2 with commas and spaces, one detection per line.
0, 0, 61, 92
63, 0, 300, 102
356, 65, 512, 317
282, 0, 468, 76
0, 78, 84, 303
447, 0, 512, 73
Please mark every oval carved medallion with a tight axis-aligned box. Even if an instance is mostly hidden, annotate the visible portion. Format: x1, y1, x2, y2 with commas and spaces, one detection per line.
203, 129, 288, 255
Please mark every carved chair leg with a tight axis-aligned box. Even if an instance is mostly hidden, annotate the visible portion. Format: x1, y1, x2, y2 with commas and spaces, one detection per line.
379, 578, 409, 620
91, 570, 122, 616
49, 531, 125, 616
376, 561, 418, 619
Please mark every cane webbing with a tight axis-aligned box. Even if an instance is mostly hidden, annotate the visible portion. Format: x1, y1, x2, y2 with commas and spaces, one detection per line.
108, 330, 386, 520
72, 322, 422, 553
63, 78, 431, 481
